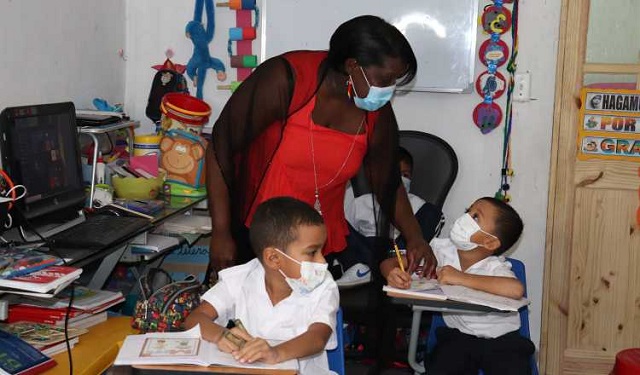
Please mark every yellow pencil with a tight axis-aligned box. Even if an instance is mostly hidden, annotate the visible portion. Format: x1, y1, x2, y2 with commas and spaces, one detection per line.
394, 243, 405, 273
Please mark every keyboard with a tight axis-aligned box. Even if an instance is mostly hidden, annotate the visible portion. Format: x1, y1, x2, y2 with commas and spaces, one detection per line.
50, 214, 151, 249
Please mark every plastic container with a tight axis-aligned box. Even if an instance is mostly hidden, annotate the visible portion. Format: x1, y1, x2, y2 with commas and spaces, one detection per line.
111, 171, 166, 200
160, 93, 211, 135
133, 134, 162, 157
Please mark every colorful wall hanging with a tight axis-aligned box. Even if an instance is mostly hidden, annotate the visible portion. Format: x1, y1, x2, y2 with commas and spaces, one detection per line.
217, 0, 259, 92
472, 0, 519, 202
473, 2, 512, 135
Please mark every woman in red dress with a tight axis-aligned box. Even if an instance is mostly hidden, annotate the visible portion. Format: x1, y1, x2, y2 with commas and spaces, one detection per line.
205, 15, 436, 279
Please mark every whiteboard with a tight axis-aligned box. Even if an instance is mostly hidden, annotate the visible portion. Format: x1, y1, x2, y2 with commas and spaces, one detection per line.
260, 0, 479, 93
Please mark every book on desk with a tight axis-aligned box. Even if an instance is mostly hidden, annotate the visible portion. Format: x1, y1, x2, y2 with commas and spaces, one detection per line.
0, 266, 82, 296
115, 325, 299, 372
383, 278, 529, 312
0, 329, 56, 375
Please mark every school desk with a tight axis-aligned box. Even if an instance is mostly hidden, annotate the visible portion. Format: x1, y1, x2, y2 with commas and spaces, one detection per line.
389, 293, 501, 374
129, 364, 297, 374
44, 316, 138, 375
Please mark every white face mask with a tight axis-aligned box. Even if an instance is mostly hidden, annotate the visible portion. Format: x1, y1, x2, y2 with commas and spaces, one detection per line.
401, 176, 411, 193
449, 213, 497, 251
351, 66, 396, 112
275, 248, 328, 295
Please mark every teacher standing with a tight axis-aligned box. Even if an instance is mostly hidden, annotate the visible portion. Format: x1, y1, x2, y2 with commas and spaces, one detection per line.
205, 15, 436, 279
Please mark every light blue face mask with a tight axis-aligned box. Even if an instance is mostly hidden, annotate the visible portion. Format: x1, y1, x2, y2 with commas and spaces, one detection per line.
351, 66, 396, 112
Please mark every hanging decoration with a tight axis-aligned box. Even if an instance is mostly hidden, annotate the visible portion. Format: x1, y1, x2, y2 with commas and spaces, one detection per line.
473, 0, 512, 135
217, 0, 259, 92
186, 0, 227, 99
472, 0, 518, 201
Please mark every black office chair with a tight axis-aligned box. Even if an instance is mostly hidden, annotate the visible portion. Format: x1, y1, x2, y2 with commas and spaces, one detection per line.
398, 131, 458, 212
341, 131, 458, 368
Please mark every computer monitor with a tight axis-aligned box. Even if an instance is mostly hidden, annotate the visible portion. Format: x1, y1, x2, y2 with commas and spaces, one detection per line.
0, 102, 85, 230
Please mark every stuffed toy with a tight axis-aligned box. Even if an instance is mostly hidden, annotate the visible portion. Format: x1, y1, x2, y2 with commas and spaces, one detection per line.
186, 0, 226, 99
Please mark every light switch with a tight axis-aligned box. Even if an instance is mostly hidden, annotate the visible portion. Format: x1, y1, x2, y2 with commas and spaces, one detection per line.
514, 72, 531, 102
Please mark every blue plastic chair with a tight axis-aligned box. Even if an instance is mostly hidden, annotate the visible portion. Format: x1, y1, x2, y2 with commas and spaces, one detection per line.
327, 307, 345, 375
426, 258, 538, 375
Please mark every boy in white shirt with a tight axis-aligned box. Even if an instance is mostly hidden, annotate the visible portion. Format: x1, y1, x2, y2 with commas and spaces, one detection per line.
381, 197, 535, 375
185, 197, 339, 375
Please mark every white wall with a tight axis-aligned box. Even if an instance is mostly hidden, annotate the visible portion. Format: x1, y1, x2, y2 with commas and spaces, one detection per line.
124, 0, 245, 134
124, 0, 561, 349
0, 0, 126, 109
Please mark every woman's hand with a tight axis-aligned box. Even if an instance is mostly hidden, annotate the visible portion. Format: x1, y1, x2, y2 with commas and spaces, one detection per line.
406, 239, 437, 278
436, 265, 466, 286
209, 229, 237, 274
387, 267, 411, 289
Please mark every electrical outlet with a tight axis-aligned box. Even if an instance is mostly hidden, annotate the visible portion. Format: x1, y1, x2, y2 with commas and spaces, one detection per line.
514, 72, 531, 102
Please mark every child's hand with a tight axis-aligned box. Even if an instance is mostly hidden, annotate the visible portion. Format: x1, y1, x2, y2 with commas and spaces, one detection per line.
436, 265, 466, 286
216, 327, 249, 353
234, 337, 279, 364
388, 267, 412, 289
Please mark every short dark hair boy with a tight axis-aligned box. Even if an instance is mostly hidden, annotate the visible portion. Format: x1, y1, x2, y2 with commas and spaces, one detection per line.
249, 196, 324, 258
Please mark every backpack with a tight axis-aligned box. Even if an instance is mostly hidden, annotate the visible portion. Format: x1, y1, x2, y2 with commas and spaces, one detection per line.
146, 68, 189, 123
131, 268, 201, 333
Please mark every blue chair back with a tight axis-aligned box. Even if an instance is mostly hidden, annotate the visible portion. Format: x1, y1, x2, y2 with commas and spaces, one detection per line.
426, 258, 538, 375
327, 308, 345, 375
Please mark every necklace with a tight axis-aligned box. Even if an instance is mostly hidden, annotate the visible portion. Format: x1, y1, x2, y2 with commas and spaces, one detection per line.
309, 115, 365, 215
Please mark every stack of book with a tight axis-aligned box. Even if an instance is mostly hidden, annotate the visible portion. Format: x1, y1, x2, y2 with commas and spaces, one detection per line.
7, 287, 124, 330
0, 248, 81, 297
0, 321, 87, 357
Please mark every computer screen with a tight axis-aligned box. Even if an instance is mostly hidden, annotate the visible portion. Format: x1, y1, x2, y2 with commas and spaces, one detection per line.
0, 102, 85, 224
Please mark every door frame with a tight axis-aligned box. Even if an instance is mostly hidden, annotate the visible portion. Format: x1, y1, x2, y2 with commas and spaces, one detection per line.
542, 0, 640, 373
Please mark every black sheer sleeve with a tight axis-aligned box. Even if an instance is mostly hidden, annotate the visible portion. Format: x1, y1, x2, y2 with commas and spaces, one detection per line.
209, 56, 293, 223
211, 56, 292, 185
362, 103, 402, 263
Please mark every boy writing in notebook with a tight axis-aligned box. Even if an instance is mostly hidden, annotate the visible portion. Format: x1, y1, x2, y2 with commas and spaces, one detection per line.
185, 197, 339, 374
381, 197, 535, 375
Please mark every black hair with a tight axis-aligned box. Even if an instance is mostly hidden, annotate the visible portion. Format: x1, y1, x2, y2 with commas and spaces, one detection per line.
249, 197, 324, 259
398, 146, 413, 171
327, 15, 417, 86
478, 197, 523, 256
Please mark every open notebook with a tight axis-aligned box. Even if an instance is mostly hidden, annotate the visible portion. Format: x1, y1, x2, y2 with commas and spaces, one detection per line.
114, 325, 298, 371
383, 277, 529, 312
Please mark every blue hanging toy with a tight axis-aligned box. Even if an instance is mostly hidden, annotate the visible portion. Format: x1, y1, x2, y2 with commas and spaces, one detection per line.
186, 0, 227, 99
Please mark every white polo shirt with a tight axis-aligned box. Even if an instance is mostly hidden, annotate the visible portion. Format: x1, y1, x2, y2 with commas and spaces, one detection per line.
344, 185, 425, 238
430, 238, 521, 339
201, 258, 339, 374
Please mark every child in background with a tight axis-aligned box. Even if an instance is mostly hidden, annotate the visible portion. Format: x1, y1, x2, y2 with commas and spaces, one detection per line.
185, 197, 339, 375
381, 197, 535, 375
339, 146, 441, 287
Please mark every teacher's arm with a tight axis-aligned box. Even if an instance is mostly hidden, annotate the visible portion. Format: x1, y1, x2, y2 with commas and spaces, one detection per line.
392, 183, 436, 277
207, 56, 293, 273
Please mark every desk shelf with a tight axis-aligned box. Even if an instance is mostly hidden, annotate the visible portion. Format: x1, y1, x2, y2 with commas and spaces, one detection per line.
78, 120, 139, 208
